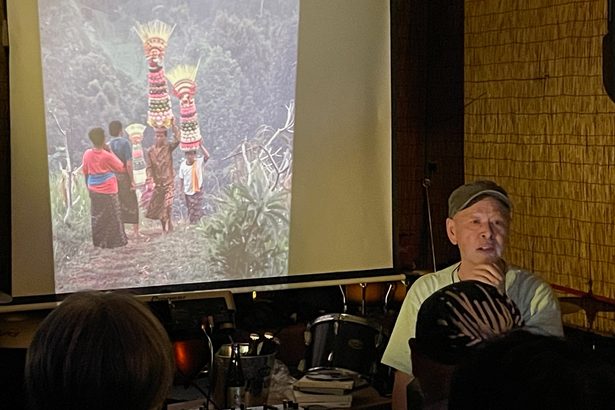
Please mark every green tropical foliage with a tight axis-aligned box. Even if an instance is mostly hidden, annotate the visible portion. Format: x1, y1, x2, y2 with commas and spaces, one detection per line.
48, 173, 90, 269
199, 160, 290, 279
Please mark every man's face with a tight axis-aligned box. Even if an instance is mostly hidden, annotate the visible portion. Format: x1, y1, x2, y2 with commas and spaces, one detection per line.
155, 131, 167, 146
185, 151, 196, 164
446, 197, 510, 267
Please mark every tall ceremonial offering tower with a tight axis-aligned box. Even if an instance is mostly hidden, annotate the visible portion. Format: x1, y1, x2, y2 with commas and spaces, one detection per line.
125, 123, 147, 187
166, 63, 203, 151
133, 20, 176, 130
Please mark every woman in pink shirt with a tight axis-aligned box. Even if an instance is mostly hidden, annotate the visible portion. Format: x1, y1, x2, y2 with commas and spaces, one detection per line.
82, 128, 127, 248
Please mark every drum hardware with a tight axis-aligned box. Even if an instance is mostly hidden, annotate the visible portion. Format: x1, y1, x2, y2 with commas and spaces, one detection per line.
374, 330, 385, 350
305, 368, 356, 382
559, 301, 583, 315
342, 280, 412, 315
343, 282, 387, 315
559, 294, 615, 330
303, 313, 388, 380
384, 284, 394, 311
558, 293, 615, 352
556, 279, 615, 330
200, 316, 215, 373
360, 282, 368, 315
339, 285, 348, 313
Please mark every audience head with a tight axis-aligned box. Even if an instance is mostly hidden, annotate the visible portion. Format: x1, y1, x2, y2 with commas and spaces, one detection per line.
108, 120, 123, 137
448, 330, 615, 410
25, 291, 174, 410
88, 127, 106, 148
409, 280, 524, 405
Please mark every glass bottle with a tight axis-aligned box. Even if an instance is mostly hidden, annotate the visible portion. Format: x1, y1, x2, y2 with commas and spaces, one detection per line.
225, 343, 245, 409
247, 333, 260, 356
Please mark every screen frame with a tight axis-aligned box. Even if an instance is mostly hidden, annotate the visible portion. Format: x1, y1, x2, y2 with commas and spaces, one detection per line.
2, 0, 397, 311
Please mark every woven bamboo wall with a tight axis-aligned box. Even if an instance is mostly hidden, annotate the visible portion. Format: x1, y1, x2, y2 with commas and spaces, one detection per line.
465, 0, 615, 333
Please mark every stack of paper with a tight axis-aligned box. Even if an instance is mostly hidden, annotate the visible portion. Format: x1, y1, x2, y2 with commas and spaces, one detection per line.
293, 375, 354, 408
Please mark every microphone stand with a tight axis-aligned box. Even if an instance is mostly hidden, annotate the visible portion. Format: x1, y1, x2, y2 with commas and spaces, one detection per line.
423, 178, 437, 273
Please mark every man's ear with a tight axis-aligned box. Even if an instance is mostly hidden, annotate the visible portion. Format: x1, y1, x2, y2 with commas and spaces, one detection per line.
446, 217, 458, 245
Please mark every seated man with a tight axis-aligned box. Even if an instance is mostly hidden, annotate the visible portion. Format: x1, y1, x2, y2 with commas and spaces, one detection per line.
408, 280, 524, 409
382, 180, 563, 409
25, 291, 175, 410
448, 330, 615, 409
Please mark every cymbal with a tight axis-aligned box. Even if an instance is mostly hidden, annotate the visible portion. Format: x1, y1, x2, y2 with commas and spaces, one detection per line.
558, 295, 615, 329
559, 301, 583, 315
559, 296, 615, 315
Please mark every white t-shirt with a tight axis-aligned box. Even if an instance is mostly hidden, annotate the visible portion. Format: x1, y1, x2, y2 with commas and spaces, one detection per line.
179, 157, 204, 195
381, 263, 564, 376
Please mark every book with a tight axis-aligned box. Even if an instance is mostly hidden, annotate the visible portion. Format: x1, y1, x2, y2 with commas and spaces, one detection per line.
293, 390, 353, 408
293, 401, 351, 408
295, 387, 349, 396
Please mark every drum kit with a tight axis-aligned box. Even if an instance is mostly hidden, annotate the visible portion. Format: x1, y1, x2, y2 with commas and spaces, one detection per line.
300, 179, 436, 386
301, 276, 420, 391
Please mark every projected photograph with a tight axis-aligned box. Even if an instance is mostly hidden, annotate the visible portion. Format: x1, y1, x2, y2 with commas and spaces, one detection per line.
38, 0, 299, 293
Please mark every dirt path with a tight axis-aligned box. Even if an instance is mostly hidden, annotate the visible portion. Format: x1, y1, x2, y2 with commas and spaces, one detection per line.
56, 224, 219, 293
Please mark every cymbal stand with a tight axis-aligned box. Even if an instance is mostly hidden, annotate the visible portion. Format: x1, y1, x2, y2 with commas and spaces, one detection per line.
384, 283, 393, 313
338, 285, 348, 313
360, 283, 367, 316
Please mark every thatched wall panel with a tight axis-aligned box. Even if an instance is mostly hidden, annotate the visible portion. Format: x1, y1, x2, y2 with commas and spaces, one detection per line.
466, 0, 615, 332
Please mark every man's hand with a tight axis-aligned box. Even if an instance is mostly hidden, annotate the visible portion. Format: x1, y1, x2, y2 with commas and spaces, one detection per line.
460, 259, 507, 294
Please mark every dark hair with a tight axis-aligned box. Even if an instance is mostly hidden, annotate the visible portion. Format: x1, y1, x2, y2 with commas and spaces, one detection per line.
449, 330, 615, 410
108, 120, 123, 137
25, 292, 175, 410
88, 128, 106, 147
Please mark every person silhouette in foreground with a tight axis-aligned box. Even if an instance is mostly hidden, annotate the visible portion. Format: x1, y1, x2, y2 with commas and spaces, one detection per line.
448, 329, 615, 410
408, 280, 524, 409
25, 291, 174, 410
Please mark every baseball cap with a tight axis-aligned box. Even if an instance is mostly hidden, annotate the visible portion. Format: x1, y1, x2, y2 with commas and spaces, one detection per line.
448, 180, 511, 217
412, 280, 524, 365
